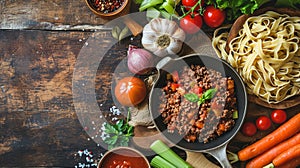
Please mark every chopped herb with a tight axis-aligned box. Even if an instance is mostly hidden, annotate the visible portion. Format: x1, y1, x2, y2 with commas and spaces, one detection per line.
101, 109, 134, 150
233, 110, 238, 119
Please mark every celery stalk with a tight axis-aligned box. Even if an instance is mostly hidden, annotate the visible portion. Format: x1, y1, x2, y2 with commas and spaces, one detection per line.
139, 0, 163, 11
150, 140, 193, 168
160, 10, 171, 19
166, 0, 180, 6
146, 7, 161, 19
159, 2, 175, 14
150, 156, 177, 168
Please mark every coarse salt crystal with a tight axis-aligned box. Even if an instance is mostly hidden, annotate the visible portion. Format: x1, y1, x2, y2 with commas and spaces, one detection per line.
78, 163, 85, 168
78, 150, 83, 157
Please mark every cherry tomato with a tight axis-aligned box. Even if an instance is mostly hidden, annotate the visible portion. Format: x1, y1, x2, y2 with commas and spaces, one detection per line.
271, 109, 287, 124
242, 122, 257, 136
203, 5, 226, 28
182, 0, 204, 11
180, 13, 203, 34
114, 76, 147, 106
256, 116, 272, 131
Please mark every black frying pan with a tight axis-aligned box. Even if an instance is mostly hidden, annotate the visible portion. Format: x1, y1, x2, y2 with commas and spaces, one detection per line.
149, 54, 247, 168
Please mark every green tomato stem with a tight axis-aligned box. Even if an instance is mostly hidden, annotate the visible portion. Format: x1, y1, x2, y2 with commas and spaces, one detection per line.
179, 0, 203, 19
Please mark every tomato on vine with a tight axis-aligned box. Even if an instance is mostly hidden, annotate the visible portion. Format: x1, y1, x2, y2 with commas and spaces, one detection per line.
203, 5, 226, 28
180, 13, 203, 34
182, 0, 204, 11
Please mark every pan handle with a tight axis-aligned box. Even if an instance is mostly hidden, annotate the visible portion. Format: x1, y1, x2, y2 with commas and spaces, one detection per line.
205, 144, 232, 168
156, 57, 172, 70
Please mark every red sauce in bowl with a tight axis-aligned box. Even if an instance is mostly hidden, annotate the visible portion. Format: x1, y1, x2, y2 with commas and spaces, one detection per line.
99, 148, 149, 168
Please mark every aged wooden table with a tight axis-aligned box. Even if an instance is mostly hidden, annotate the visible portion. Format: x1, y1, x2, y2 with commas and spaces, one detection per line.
0, 1, 141, 167
1, 1, 299, 168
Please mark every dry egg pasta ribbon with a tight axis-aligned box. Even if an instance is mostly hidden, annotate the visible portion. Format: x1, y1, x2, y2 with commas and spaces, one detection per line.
212, 11, 300, 104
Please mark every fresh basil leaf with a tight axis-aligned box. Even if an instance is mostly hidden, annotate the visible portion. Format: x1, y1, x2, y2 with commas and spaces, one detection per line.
184, 93, 199, 102
198, 98, 205, 106
202, 88, 217, 100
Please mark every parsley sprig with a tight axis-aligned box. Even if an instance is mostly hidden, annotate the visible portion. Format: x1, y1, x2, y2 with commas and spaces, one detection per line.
102, 109, 134, 150
184, 88, 217, 106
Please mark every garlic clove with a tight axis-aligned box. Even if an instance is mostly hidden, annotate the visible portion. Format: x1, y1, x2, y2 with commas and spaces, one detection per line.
148, 19, 162, 33
172, 28, 186, 41
167, 39, 182, 55
165, 21, 178, 35
160, 19, 173, 34
143, 43, 157, 53
142, 33, 157, 44
153, 47, 169, 57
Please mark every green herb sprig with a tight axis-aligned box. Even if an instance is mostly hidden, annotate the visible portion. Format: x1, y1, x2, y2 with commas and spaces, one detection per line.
102, 110, 134, 150
184, 88, 217, 106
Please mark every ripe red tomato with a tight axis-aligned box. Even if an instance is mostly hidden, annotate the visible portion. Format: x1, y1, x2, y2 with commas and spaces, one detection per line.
182, 0, 204, 11
180, 13, 203, 34
242, 122, 257, 136
271, 109, 287, 124
203, 5, 226, 28
256, 116, 272, 131
114, 76, 147, 106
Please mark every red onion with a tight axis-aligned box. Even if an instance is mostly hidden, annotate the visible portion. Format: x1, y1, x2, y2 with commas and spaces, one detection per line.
127, 45, 154, 75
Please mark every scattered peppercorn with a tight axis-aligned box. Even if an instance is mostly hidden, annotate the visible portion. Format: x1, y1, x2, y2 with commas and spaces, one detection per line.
91, 0, 125, 13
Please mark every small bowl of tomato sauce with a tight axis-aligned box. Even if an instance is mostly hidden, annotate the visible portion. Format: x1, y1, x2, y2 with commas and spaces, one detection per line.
97, 147, 150, 168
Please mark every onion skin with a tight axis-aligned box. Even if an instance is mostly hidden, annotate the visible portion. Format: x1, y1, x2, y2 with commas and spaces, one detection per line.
127, 45, 154, 75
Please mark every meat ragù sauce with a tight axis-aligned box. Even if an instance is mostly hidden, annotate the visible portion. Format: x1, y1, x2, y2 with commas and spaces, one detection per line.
160, 65, 238, 143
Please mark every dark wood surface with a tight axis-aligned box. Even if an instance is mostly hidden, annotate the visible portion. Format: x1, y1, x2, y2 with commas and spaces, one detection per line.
0, 1, 120, 167
1, 1, 300, 168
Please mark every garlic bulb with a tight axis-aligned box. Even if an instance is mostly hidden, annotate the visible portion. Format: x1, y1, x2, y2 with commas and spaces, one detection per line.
142, 18, 186, 57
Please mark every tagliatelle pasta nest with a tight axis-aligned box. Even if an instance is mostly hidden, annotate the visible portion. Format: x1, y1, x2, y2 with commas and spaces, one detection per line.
213, 11, 300, 104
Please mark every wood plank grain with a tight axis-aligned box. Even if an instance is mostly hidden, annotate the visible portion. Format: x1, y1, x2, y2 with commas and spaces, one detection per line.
0, 0, 139, 30
0, 30, 112, 167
